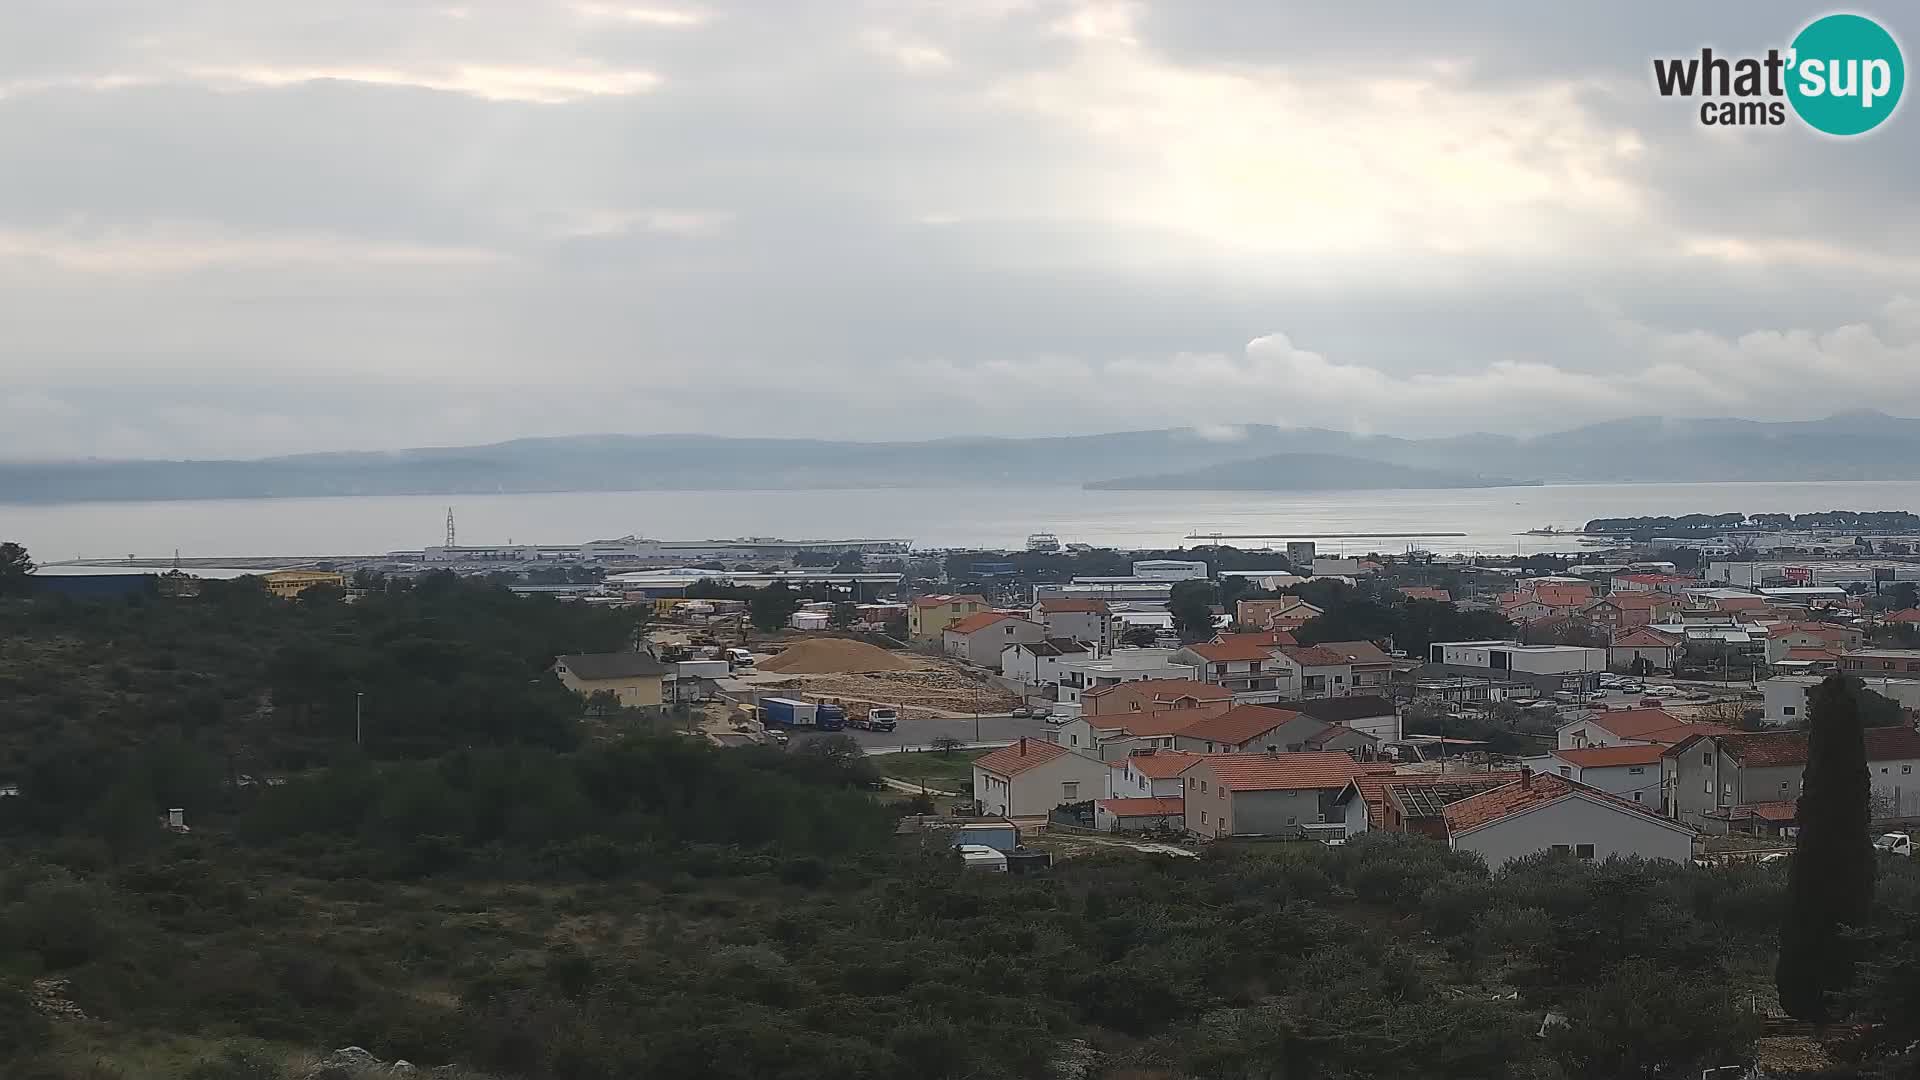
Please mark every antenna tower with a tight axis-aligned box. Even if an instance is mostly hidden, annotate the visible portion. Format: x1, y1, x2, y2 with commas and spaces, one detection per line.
445, 507, 457, 548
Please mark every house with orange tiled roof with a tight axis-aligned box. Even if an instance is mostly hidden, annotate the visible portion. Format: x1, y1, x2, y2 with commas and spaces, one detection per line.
1610, 572, 1698, 596
1884, 607, 1920, 626
1333, 771, 1522, 839
1029, 598, 1111, 649
1397, 586, 1453, 604
1608, 627, 1682, 673
1556, 708, 1736, 751
1181, 751, 1381, 837
1236, 597, 1323, 632
1280, 645, 1354, 698
1440, 769, 1695, 865
1173, 639, 1296, 700
1665, 726, 1920, 829
943, 612, 1044, 666
970, 737, 1111, 818
1094, 796, 1185, 833
1171, 704, 1309, 755
1106, 748, 1208, 800
1764, 621, 1864, 663
1054, 706, 1222, 761
1083, 678, 1226, 717
1582, 591, 1677, 632
908, 594, 989, 641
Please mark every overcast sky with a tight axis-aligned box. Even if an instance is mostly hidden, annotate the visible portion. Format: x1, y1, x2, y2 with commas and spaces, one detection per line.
2, 0, 1916, 459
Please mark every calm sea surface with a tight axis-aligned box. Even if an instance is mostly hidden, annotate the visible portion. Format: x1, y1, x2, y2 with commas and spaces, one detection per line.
10, 481, 1920, 563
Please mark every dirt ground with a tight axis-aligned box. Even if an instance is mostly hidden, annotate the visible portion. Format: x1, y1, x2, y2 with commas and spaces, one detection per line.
750, 654, 1019, 718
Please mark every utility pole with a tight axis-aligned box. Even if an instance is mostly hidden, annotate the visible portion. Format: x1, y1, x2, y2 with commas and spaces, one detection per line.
973, 685, 982, 745
355, 691, 364, 747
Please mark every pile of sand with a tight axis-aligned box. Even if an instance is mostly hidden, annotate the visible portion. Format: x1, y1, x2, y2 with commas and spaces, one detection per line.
758, 637, 912, 674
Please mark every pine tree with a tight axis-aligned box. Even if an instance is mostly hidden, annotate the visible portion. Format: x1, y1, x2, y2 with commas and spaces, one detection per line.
1776, 674, 1876, 1021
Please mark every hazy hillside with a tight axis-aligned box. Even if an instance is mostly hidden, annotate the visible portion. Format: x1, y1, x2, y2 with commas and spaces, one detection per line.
1084, 453, 1529, 491
6, 411, 1920, 502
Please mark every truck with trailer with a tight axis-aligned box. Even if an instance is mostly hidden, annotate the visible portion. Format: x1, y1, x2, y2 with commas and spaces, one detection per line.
759, 697, 847, 732
844, 702, 899, 732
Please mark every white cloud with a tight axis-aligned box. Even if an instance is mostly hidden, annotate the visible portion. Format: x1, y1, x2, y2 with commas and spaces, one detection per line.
0, 222, 508, 274
572, 4, 708, 27
188, 63, 659, 103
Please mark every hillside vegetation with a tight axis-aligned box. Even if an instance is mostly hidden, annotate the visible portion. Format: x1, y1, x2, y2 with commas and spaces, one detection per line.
3, 570, 1919, 1078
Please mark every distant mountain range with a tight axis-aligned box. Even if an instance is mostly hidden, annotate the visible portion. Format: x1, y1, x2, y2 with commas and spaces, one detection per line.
1085, 453, 1529, 491
7, 410, 1920, 503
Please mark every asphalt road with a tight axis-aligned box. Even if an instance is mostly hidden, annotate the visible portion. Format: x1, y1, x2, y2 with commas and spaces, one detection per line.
838, 713, 1058, 752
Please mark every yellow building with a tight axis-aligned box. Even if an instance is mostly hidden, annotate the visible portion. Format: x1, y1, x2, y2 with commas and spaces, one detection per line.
907, 593, 989, 642
261, 569, 347, 599
553, 652, 669, 708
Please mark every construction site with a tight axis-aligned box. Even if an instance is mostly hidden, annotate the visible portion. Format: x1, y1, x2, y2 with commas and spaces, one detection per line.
747, 637, 1020, 719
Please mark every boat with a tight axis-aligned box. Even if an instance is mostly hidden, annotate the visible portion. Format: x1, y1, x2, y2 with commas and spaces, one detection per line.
1522, 526, 1569, 536
1027, 531, 1061, 553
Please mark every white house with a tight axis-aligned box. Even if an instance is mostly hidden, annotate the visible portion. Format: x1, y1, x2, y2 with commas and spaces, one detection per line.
1556, 708, 1710, 750
1106, 748, 1207, 799
944, 612, 1045, 667
971, 738, 1112, 817
1762, 673, 1920, 726
1280, 646, 1354, 699
1029, 599, 1111, 649
1522, 744, 1666, 805
1174, 639, 1295, 700
1052, 707, 1216, 761
1441, 771, 1696, 865
1292, 694, 1402, 743
1131, 560, 1208, 581
999, 638, 1089, 684
1054, 649, 1202, 704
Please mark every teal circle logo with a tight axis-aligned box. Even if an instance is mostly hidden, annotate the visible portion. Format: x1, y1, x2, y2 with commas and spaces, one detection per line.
1787, 13, 1905, 135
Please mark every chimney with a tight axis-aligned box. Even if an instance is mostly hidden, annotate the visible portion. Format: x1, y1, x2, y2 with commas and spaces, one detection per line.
1019, 738, 1027, 757
1520, 765, 1532, 789
166, 808, 185, 830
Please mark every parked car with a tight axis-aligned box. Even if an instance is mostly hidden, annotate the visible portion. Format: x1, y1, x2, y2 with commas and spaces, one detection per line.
1045, 714, 1071, 727
1031, 706, 1052, 719
1618, 682, 1644, 693
1011, 705, 1032, 718
1684, 690, 1713, 701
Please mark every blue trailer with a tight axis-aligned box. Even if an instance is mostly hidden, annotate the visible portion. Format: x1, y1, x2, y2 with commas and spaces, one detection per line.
760, 697, 847, 732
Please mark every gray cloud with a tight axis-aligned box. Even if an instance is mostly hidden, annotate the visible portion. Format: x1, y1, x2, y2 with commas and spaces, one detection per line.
0, 0, 1915, 458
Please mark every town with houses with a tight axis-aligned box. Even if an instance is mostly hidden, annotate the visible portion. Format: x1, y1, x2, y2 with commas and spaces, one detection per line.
78, 520, 1913, 871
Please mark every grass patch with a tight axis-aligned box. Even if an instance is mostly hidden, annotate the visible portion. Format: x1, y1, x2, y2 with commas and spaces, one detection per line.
871, 748, 984, 789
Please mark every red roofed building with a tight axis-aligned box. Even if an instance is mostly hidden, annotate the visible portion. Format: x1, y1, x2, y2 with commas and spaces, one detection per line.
1611, 573, 1698, 596
1173, 639, 1296, 698
1029, 598, 1112, 648
1439, 769, 1695, 864
1171, 705, 1307, 754
908, 594, 989, 641
1609, 627, 1682, 673
943, 612, 1045, 666
1525, 743, 1666, 804
971, 738, 1111, 818
1083, 678, 1229, 717
1664, 726, 1920, 829
1557, 708, 1735, 750
1583, 591, 1679, 631
1094, 796, 1185, 832
1182, 751, 1380, 837
1280, 645, 1355, 698
1333, 771, 1521, 838
1057, 708, 1220, 760
1397, 586, 1453, 604
1765, 621, 1865, 663
1884, 607, 1920, 626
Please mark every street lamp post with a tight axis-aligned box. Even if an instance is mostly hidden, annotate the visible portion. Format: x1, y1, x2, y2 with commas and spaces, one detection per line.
355, 691, 364, 747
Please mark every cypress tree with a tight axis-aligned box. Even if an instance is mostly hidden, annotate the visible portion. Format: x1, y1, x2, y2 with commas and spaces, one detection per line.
1775, 674, 1876, 1021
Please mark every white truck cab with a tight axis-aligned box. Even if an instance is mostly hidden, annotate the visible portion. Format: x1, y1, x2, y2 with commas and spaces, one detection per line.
1874, 832, 1912, 857
725, 647, 754, 668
